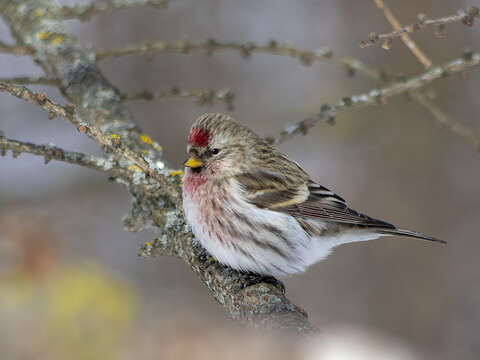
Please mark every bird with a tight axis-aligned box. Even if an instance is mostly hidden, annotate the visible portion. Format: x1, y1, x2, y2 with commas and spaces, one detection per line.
182, 113, 445, 277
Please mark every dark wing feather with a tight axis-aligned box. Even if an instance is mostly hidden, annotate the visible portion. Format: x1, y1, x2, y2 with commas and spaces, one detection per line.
235, 169, 445, 243
285, 184, 395, 228
236, 170, 394, 229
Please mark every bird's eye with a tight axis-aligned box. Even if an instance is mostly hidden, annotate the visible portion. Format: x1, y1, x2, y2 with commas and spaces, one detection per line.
211, 148, 220, 155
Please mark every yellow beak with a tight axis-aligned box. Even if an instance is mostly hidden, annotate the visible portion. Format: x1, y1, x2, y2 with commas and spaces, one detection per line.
184, 157, 203, 168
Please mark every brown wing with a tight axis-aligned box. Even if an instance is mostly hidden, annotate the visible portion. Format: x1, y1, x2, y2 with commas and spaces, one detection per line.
287, 181, 395, 228
236, 170, 395, 229
236, 169, 445, 243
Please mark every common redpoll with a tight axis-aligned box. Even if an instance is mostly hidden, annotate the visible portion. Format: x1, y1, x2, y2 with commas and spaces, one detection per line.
182, 113, 445, 276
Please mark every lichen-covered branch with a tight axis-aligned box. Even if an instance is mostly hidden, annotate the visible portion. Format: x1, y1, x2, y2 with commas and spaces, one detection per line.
0, 40, 31, 55
121, 88, 235, 111
0, 133, 131, 174
0, 81, 179, 200
0, 0, 317, 334
360, 6, 479, 49
271, 53, 480, 144
0, 81, 74, 120
59, 0, 170, 21
139, 232, 318, 333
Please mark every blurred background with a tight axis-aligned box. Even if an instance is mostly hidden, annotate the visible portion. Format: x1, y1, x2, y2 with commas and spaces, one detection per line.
1, 0, 479, 359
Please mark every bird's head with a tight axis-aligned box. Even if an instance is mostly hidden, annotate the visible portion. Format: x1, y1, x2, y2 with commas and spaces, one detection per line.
184, 113, 264, 179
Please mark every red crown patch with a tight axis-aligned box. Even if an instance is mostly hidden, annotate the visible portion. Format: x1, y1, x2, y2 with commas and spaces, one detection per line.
188, 127, 210, 147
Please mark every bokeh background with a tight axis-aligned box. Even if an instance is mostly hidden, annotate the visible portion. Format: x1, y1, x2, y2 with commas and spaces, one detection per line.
1, 0, 479, 359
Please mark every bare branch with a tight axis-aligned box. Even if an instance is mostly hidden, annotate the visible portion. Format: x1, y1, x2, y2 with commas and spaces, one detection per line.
96, 34, 477, 148
96, 39, 334, 65
0, 82, 178, 199
96, 39, 388, 85
59, 0, 170, 21
410, 92, 480, 150
369, 1, 480, 151
0, 134, 141, 184
0, 40, 31, 55
121, 88, 235, 111
0, 134, 107, 170
271, 53, 480, 144
360, 6, 479, 49
373, 0, 432, 67
0, 82, 75, 119
0, 76, 58, 86
97, 38, 386, 83
96, 38, 386, 82
0, 79, 235, 110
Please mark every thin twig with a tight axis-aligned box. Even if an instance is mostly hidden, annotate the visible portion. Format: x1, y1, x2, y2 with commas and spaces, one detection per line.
373, 0, 432, 67
271, 53, 480, 144
121, 88, 235, 111
0, 40, 31, 55
96, 39, 334, 64
410, 92, 480, 150
360, 6, 479, 48
371, 1, 479, 150
0, 82, 178, 197
0, 78, 235, 110
97, 36, 479, 149
0, 134, 114, 171
0, 76, 59, 86
97, 38, 382, 79
98, 38, 386, 82
60, 0, 170, 21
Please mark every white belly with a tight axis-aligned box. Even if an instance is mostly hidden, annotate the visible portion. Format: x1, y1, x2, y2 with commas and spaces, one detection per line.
183, 178, 381, 276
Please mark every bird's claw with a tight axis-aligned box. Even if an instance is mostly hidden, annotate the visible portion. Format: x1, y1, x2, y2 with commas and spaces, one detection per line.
242, 273, 286, 294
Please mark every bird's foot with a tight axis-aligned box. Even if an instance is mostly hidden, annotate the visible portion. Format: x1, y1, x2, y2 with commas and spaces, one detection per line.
242, 273, 286, 294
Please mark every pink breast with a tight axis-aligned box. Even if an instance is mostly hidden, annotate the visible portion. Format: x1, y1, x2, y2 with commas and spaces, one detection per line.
183, 171, 207, 196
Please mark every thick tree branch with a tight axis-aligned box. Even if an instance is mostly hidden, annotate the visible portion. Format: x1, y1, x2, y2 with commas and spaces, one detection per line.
0, 0, 316, 334
360, 6, 479, 49
271, 53, 480, 144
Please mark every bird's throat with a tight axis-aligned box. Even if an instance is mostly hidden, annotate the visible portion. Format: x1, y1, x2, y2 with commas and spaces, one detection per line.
183, 170, 208, 196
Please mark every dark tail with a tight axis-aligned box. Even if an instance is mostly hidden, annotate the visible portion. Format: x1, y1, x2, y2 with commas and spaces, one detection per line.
378, 228, 446, 244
